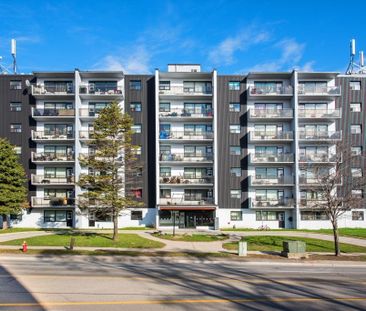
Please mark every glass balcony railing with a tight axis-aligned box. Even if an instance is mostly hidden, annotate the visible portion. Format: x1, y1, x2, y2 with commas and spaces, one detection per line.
159, 108, 213, 118
298, 131, 342, 140
31, 175, 75, 185
159, 86, 212, 96
251, 176, 294, 185
250, 131, 293, 141
159, 153, 213, 162
249, 86, 293, 96
251, 153, 294, 163
298, 85, 341, 96
31, 197, 75, 207
159, 197, 214, 205
249, 108, 293, 118
250, 199, 294, 208
298, 109, 341, 119
299, 154, 337, 163
300, 199, 327, 208
32, 84, 74, 95
31, 152, 74, 162
160, 176, 214, 185
159, 131, 214, 140
31, 131, 74, 140
32, 108, 75, 117
79, 85, 123, 95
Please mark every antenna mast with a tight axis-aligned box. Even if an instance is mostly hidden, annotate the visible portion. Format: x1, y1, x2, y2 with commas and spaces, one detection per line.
346, 38, 366, 75
11, 39, 17, 74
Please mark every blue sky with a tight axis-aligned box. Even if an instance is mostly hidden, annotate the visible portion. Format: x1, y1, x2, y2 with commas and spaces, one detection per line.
0, 0, 365, 74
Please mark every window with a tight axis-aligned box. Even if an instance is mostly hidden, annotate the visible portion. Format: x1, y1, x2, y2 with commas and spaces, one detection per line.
352, 190, 363, 198
10, 214, 22, 221
300, 211, 329, 220
159, 81, 170, 90
352, 168, 363, 177
131, 211, 143, 220
88, 81, 118, 93
10, 80, 21, 90
230, 167, 241, 177
10, 124, 22, 133
14, 146, 21, 155
351, 146, 362, 156
132, 124, 142, 133
350, 102, 361, 112
230, 124, 241, 134
351, 124, 362, 134
228, 81, 240, 91
160, 167, 171, 177
134, 146, 142, 155
10, 102, 22, 112
44, 210, 67, 222
131, 189, 142, 198
230, 211, 242, 221
160, 189, 171, 198
230, 190, 241, 199
129, 80, 141, 90
352, 211, 364, 221
230, 146, 241, 156
183, 81, 212, 94
229, 102, 240, 112
256, 211, 280, 221
350, 81, 361, 91
159, 103, 171, 112
130, 102, 142, 112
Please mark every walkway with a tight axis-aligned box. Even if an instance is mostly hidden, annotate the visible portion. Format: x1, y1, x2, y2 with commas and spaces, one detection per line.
0, 231, 53, 243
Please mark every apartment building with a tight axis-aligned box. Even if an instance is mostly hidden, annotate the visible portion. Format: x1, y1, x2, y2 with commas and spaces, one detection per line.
0, 64, 365, 230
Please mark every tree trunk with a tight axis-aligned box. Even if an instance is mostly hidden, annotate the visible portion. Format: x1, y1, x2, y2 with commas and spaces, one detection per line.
112, 211, 119, 241
332, 220, 340, 256
1, 215, 8, 230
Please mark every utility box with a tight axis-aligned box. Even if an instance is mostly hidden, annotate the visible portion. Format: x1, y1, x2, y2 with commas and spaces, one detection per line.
282, 241, 307, 258
238, 241, 247, 257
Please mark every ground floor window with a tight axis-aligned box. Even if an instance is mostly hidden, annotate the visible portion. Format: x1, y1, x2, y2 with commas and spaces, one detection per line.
301, 211, 329, 220
131, 211, 142, 220
352, 211, 364, 221
159, 210, 214, 227
10, 214, 22, 221
256, 211, 279, 221
44, 210, 67, 222
230, 211, 242, 221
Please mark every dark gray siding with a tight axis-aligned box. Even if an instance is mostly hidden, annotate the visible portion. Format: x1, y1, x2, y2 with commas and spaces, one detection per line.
124, 75, 155, 209
217, 75, 247, 209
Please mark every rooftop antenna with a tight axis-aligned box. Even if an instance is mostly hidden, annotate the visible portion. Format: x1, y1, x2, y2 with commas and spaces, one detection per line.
346, 38, 366, 75
11, 39, 17, 74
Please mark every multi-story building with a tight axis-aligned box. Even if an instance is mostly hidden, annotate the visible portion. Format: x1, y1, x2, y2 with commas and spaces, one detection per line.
0, 64, 365, 230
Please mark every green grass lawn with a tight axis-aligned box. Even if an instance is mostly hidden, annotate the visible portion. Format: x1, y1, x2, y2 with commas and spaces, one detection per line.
152, 233, 228, 242
0, 232, 165, 249
222, 236, 366, 253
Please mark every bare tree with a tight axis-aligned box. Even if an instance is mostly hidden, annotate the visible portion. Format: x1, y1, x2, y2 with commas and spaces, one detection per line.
300, 142, 366, 256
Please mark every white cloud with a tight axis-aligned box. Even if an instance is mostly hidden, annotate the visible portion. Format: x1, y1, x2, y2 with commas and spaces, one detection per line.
209, 28, 270, 65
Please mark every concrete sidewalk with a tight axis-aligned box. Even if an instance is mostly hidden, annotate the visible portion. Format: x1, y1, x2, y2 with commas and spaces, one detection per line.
0, 231, 53, 243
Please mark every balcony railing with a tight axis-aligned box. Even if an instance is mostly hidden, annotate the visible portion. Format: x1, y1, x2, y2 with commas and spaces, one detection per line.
250, 153, 294, 163
249, 86, 293, 96
159, 197, 214, 205
298, 131, 342, 141
249, 108, 293, 118
79, 85, 123, 95
31, 197, 75, 207
159, 153, 213, 162
32, 108, 75, 117
250, 131, 293, 141
159, 86, 212, 96
31, 175, 75, 185
79, 131, 95, 139
300, 199, 327, 208
79, 109, 105, 117
298, 109, 341, 119
299, 154, 337, 163
160, 176, 214, 185
298, 85, 341, 96
32, 84, 74, 95
159, 131, 213, 140
31, 152, 74, 162
250, 199, 294, 208
159, 108, 213, 118
31, 131, 74, 140
251, 176, 294, 186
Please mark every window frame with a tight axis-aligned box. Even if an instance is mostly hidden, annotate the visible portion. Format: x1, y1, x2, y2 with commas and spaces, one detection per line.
230, 211, 242, 221
10, 102, 22, 112
129, 80, 142, 90
130, 102, 142, 112
10, 123, 22, 133
131, 211, 143, 220
228, 81, 240, 91
10, 80, 22, 90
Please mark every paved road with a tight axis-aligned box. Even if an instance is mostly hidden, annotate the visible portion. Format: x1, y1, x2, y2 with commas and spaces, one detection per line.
0, 255, 365, 311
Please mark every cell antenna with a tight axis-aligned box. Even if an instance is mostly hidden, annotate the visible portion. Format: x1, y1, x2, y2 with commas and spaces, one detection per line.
11, 39, 17, 74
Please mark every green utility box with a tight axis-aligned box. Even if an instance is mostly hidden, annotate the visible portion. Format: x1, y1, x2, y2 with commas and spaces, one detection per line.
281, 241, 307, 258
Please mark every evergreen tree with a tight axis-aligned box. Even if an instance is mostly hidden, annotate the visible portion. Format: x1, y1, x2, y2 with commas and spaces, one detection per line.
78, 102, 143, 240
0, 138, 28, 229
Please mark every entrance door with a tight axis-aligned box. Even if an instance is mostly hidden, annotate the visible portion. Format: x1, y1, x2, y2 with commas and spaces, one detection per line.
185, 212, 196, 228
66, 211, 73, 227
278, 212, 285, 228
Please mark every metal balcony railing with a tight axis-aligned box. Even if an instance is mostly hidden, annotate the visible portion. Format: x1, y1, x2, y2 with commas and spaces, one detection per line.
159, 197, 214, 205
300, 199, 327, 207
32, 108, 75, 117
298, 85, 341, 96
298, 109, 341, 118
159, 131, 214, 140
32, 84, 74, 95
31, 131, 74, 140
298, 131, 342, 140
31, 197, 75, 207
159, 108, 213, 118
251, 199, 294, 208
299, 154, 337, 163
160, 176, 214, 185
31, 175, 75, 185
79, 85, 123, 95
159, 153, 213, 162
249, 85, 293, 96
250, 131, 293, 140
159, 86, 212, 96
251, 153, 294, 163
31, 152, 74, 162
251, 176, 294, 185
79, 131, 95, 139
249, 108, 293, 118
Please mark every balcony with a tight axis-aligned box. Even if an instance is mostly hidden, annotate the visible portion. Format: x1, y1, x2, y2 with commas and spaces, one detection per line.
298, 131, 342, 142
250, 198, 295, 209
32, 108, 75, 120
31, 84, 74, 98
298, 109, 341, 120
248, 108, 293, 120
31, 175, 75, 186
300, 199, 327, 208
298, 85, 341, 97
159, 197, 214, 206
299, 176, 341, 186
159, 131, 213, 142
299, 154, 337, 164
79, 109, 105, 120
249, 131, 293, 142
31, 152, 75, 163
159, 86, 212, 98
249, 86, 293, 98
159, 108, 213, 121
159, 153, 213, 164
79, 131, 95, 141
79, 84, 123, 99
249, 176, 294, 186
31, 197, 75, 208
160, 176, 214, 186
31, 131, 74, 142
249, 153, 294, 164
